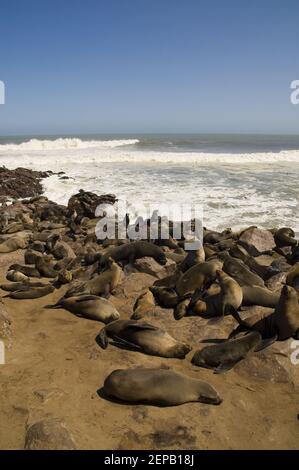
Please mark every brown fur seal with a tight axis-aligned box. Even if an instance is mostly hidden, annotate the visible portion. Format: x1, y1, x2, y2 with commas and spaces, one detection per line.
180, 247, 205, 273
24, 249, 42, 265
64, 258, 122, 298
0, 281, 48, 292
97, 320, 191, 358
150, 286, 180, 308
0, 236, 28, 253
191, 331, 269, 373
176, 259, 223, 296
6, 270, 29, 282
35, 256, 58, 278
131, 290, 155, 320
4, 284, 55, 299
242, 285, 280, 308
216, 270, 243, 316
103, 368, 222, 406
46, 295, 120, 323
274, 227, 297, 248
286, 263, 299, 292
174, 298, 191, 320
218, 252, 264, 287
103, 241, 167, 266
9, 264, 41, 278
231, 285, 299, 340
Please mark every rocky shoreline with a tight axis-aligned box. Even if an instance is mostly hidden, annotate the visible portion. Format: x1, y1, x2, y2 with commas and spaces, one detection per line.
0, 174, 299, 449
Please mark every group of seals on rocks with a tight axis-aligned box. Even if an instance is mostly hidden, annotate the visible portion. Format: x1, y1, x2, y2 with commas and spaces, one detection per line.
1, 190, 299, 407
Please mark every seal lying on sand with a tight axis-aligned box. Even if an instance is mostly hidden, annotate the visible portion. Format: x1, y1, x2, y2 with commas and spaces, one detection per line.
150, 286, 180, 308
0, 236, 28, 253
3, 284, 55, 299
103, 368, 222, 406
97, 320, 191, 358
191, 331, 272, 373
64, 258, 122, 298
46, 295, 120, 323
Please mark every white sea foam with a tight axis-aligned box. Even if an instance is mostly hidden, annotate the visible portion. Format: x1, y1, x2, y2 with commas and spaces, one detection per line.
0, 137, 140, 152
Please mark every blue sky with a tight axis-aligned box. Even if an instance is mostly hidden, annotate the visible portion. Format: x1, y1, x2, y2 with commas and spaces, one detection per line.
0, 0, 298, 135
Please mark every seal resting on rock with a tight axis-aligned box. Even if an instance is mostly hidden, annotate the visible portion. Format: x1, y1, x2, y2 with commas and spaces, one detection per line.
102, 241, 167, 266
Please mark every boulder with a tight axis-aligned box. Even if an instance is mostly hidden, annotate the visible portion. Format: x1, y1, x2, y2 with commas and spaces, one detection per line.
68, 189, 116, 219
24, 418, 76, 450
239, 227, 276, 253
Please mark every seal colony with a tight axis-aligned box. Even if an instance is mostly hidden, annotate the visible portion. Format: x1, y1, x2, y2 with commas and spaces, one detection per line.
1, 188, 299, 417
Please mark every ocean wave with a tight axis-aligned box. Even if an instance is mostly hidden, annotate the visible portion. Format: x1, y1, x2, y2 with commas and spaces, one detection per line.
0, 137, 140, 152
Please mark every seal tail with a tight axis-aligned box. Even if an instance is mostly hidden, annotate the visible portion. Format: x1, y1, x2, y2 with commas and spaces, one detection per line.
97, 328, 109, 349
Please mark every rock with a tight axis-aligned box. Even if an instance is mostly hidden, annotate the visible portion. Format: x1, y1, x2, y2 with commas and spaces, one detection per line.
239, 227, 276, 253
68, 189, 116, 219
0, 166, 50, 199
133, 256, 176, 279
265, 272, 287, 291
24, 418, 76, 450
235, 339, 299, 385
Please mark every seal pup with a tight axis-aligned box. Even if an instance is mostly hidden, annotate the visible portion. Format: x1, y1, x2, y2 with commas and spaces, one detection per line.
131, 290, 155, 320
103, 368, 222, 406
64, 257, 122, 298
8, 264, 40, 278
4, 284, 55, 299
6, 270, 29, 282
46, 295, 120, 323
191, 331, 271, 373
176, 259, 223, 296
97, 320, 191, 358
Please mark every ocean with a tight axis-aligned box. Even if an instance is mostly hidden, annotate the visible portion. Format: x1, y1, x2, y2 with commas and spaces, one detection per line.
0, 133, 299, 232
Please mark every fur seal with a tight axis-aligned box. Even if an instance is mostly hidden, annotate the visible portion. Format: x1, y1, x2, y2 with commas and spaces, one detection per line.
46, 295, 120, 323
103, 241, 167, 266
191, 331, 269, 373
131, 290, 155, 320
64, 257, 122, 298
103, 368, 222, 406
242, 285, 280, 308
0, 281, 48, 292
174, 298, 191, 320
9, 264, 41, 278
274, 227, 297, 248
215, 270, 243, 316
0, 236, 28, 253
180, 248, 205, 273
97, 320, 191, 358
218, 252, 264, 287
231, 285, 299, 340
6, 270, 29, 282
176, 259, 223, 296
4, 284, 55, 299
24, 249, 42, 265
286, 263, 299, 292
35, 256, 58, 278
150, 286, 180, 308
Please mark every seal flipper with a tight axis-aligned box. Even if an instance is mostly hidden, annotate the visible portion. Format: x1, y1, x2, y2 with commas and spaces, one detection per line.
97, 328, 109, 349
254, 335, 278, 352
213, 359, 242, 374
112, 335, 142, 350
